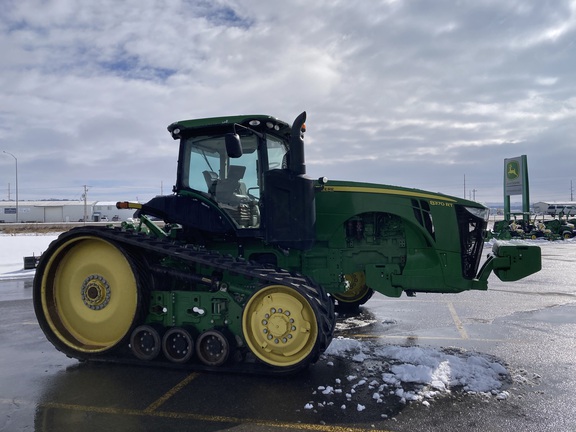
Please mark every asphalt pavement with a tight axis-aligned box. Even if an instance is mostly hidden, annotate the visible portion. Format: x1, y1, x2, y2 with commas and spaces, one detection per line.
1, 240, 575, 432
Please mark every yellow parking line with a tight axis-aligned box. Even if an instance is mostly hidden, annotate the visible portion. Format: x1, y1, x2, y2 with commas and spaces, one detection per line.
349, 334, 503, 342
41, 401, 388, 432
144, 372, 199, 413
0, 398, 32, 406
446, 302, 469, 339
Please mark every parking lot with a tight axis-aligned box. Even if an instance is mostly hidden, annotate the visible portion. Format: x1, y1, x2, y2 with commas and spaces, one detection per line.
1, 240, 576, 431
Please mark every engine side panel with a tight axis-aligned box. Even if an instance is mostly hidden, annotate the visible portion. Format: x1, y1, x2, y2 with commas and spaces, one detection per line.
307, 181, 484, 296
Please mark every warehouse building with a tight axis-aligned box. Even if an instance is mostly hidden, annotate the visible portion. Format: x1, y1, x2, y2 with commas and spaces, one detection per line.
0, 200, 136, 223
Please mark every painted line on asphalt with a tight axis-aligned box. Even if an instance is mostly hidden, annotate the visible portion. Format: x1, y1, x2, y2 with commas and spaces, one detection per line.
144, 372, 199, 413
39, 401, 390, 432
447, 301, 469, 339
0, 398, 33, 406
349, 334, 504, 342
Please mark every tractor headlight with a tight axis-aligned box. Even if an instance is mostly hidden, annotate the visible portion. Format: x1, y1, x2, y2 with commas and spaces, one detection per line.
464, 206, 490, 221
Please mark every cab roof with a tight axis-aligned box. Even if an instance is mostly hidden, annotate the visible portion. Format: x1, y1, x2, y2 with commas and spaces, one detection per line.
167, 114, 291, 140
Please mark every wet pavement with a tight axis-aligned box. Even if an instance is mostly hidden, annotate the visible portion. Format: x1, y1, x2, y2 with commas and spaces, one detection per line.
1, 240, 576, 431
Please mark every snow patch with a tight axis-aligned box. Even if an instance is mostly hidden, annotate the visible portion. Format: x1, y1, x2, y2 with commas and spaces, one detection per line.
310, 337, 512, 415
0, 233, 59, 278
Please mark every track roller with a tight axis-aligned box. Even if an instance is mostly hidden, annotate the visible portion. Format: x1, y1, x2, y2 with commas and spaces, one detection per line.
196, 330, 230, 366
162, 327, 195, 363
130, 325, 162, 361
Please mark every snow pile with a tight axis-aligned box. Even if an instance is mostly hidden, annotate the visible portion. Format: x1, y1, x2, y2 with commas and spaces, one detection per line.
376, 344, 508, 393
0, 234, 59, 279
304, 337, 511, 413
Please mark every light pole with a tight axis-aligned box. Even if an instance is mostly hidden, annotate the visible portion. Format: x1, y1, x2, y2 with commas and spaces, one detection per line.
3, 151, 18, 223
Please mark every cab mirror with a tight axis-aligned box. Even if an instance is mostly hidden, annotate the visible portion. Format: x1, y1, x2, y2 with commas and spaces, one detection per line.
225, 133, 243, 158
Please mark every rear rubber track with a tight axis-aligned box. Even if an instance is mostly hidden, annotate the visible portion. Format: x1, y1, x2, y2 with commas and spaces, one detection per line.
34, 226, 335, 375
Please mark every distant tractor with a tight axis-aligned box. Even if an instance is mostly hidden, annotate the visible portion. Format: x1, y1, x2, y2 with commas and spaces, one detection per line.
33, 112, 542, 374
491, 213, 575, 240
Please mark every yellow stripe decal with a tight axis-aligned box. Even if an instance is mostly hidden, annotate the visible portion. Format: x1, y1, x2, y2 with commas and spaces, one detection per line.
321, 185, 457, 202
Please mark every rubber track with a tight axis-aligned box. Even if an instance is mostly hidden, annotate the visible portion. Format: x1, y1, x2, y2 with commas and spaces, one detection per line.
40, 226, 336, 376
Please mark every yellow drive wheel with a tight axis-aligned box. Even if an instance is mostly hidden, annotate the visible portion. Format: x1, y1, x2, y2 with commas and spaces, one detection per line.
38, 234, 140, 355
332, 271, 374, 312
242, 284, 319, 368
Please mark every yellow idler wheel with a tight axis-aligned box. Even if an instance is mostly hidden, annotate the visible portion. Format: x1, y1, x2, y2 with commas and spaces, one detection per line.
39, 235, 139, 355
332, 271, 374, 312
334, 271, 368, 302
242, 284, 319, 368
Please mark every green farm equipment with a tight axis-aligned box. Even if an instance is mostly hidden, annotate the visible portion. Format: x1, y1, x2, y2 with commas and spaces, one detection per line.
490, 214, 576, 240
33, 112, 541, 374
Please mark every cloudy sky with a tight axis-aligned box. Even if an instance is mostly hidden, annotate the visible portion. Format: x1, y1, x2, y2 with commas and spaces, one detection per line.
1, 0, 575, 205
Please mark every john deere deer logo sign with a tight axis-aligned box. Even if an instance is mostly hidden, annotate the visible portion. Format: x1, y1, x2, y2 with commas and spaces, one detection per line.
507, 161, 520, 180
504, 155, 529, 220
504, 156, 526, 196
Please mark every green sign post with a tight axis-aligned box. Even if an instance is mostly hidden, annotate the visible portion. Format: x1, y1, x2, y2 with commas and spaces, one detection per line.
504, 155, 530, 221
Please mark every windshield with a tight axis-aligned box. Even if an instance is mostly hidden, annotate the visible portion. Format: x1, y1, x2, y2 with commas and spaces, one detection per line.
179, 132, 288, 229
266, 135, 287, 170
182, 134, 259, 196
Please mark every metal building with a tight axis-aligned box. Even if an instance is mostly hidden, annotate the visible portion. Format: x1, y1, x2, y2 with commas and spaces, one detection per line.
0, 201, 136, 223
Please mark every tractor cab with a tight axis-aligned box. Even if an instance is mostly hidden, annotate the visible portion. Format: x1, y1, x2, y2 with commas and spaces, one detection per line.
161, 112, 316, 250
175, 126, 287, 229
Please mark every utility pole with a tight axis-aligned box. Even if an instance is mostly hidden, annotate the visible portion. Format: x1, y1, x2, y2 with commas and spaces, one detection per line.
7, 182, 10, 200
3, 151, 18, 223
571, 180, 574, 201
468, 190, 477, 201
82, 185, 89, 223
463, 174, 466, 199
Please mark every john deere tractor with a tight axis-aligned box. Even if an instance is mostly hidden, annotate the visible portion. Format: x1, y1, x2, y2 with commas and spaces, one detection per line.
33, 112, 541, 374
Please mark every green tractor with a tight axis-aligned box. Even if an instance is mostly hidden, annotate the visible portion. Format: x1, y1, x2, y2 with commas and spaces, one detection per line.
542, 218, 576, 240
33, 112, 541, 374
492, 216, 576, 240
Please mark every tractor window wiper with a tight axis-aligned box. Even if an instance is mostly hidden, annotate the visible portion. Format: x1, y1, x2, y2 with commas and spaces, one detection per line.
201, 150, 215, 173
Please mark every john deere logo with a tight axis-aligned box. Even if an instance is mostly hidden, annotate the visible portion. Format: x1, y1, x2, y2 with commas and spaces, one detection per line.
506, 161, 520, 180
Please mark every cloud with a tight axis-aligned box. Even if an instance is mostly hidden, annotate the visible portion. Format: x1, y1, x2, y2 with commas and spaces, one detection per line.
0, 0, 575, 203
